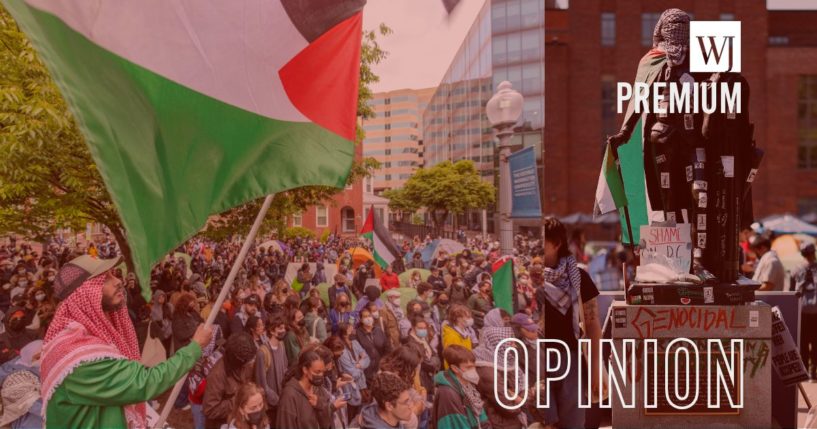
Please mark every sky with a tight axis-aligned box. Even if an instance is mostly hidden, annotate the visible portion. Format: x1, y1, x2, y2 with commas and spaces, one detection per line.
363, 0, 817, 93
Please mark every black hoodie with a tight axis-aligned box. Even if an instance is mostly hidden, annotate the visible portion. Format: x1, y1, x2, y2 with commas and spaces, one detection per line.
274, 378, 333, 429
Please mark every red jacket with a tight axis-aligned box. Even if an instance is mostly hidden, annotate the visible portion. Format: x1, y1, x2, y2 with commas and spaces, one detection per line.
379, 272, 400, 291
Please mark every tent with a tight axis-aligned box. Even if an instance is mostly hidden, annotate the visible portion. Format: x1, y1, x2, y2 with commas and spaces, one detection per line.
399, 268, 431, 287
771, 234, 816, 277
259, 240, 288, 253
760, 214, 817, 236
432, 239, 465, 259
284, 263, 339, 289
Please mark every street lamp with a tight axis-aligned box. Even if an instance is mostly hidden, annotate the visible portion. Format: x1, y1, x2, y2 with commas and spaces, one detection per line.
486, 81, 523, 257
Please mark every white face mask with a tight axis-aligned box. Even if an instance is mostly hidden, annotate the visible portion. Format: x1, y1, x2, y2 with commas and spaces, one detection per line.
458, 367, 480, 385
463, 318, 474, 328
372, 311, 380, 319
47, 276, 56, 282
35, 293, 46, 302
362, 317, 374, 327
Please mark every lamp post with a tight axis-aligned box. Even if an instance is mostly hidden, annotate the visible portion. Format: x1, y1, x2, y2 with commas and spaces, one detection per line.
486, 81, 523, 257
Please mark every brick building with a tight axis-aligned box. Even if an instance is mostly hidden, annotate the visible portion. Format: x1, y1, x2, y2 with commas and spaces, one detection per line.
545, 1, 817, 220
287, 142, 365, 237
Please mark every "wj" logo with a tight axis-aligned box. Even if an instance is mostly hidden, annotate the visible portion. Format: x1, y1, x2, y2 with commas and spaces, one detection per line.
690, 21, 742, 73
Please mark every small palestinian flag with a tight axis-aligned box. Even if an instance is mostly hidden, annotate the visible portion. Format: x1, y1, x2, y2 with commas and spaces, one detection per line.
491, 256, 514, 314
361, 206, 401, 269
3, 0, 365, 298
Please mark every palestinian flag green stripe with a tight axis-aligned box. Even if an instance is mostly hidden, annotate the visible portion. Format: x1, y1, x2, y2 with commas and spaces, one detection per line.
491, 257, 514, 314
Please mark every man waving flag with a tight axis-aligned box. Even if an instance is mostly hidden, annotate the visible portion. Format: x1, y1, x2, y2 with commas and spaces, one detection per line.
2, 0, 366, 296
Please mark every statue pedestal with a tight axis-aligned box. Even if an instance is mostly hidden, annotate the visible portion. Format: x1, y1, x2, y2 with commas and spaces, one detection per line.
610, 301, 773, 429
626, 279, 761, 306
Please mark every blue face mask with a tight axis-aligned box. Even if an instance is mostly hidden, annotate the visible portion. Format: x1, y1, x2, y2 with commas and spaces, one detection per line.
416, 329, 428, 339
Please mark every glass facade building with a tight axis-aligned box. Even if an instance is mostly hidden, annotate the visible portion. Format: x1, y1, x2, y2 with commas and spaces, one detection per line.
423, 0, 545, 183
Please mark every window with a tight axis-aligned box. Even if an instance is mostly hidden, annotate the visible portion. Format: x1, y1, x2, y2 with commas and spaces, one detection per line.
385, 98, 391, 105
769, 36, 790, 46
385, 111, 391, 118
384, 162, 392, 168
521, 29, 541, 62
385, 149, 391, 155
292, 212, 302, 227
316, 206, 328, 227
601, 13, 616, 46
641, 13, 661, 47
799, 76, 817, 169
385, 123, 391, 130
341, 207, 355, 233
365, 177, 373, 193
385, 136, 391, 143
385, 174, 392, 181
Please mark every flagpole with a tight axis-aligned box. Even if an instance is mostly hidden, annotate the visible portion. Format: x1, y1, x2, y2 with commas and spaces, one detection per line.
609, 139, 637, 257
154, 194, 275, 429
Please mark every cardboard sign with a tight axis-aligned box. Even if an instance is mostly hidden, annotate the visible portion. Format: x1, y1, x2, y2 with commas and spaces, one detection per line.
639, 224, 692, 275
770, 306, 810, 386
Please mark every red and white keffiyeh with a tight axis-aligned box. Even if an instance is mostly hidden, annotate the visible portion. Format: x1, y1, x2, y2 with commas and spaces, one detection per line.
40, 275, 145, 428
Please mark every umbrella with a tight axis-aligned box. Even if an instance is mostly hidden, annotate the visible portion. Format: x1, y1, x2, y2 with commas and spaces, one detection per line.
398, 268, 431, 287
771, 235, 808, 276
760, 214, 817, 236
380, 287, 418, 312
341, 247, 382, 278
432, 239, 465, 259
593, 212, 620, 225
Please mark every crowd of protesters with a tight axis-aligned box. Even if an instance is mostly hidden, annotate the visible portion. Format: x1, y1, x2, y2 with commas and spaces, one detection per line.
1, 216, 809, 429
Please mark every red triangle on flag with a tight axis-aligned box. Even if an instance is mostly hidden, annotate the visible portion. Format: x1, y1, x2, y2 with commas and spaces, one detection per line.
279, 12, 362, 141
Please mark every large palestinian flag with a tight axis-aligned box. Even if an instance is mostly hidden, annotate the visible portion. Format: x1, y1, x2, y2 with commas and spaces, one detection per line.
3, 0, 365, 297
360, 206, 401, 269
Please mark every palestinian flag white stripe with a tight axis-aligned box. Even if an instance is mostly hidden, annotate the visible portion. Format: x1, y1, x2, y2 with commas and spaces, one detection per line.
26, 0, 309, 122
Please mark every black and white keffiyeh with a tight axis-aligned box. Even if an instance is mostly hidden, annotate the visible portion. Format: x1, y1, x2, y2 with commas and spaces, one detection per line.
652, 8, 690, 67
541, 255, 583, 339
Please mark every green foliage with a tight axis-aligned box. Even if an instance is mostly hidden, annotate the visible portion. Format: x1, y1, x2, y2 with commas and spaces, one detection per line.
319, 229, 331, 243
386, 161, 495, 227
0, 7, 135, 268
410, 213, 425, 225
283, 226, 315, 240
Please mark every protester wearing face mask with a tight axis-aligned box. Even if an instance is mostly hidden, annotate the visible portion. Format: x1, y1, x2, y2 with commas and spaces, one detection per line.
328, 292, 355, 336
224, 383, 268, 429
275, 350, 346, 429
283, 309, 308, 364
431, 293, 450, 334
406, 317, 441, 402
381, 290, 404, 349
448, 277, 470, 306
356, 308, 391, 384
255, 316, 288, 423
432, 345, 488, 429
441, 305, 476, 368
466, 281, 493, 329
204, 333, 258, 428
514, 272, 537, 315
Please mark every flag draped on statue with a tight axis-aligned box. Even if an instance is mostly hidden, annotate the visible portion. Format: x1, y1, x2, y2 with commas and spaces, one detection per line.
3, 0, 366, 298
593, 142, 628, 216
360, 206, 401, 269
608, 49, 668, 244
491, 256, 514, 314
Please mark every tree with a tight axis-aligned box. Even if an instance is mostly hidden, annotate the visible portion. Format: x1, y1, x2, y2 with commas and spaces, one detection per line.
386, 160, 495, 228
0, 5, 389, 271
